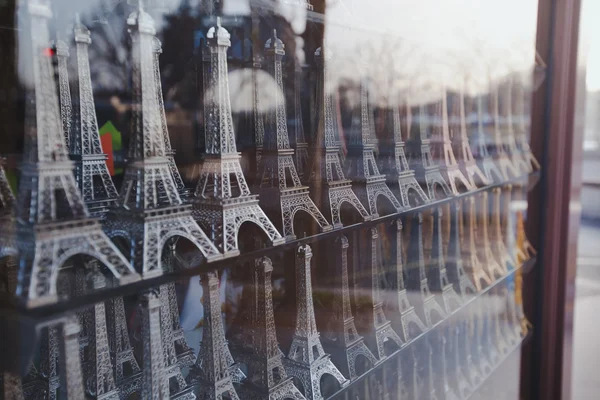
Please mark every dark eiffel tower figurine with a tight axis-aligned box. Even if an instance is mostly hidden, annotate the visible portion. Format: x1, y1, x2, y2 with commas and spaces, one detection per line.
428, 208, 463, 313
291, 64, 311, 181
344, 71, 402, 217
257, 30, 331, 240
188, 270, 243, 399
384, 99, 429, 208
452, 89, 492, 188
321, 236, 379, 381
490, 187, 516, 273
512, 77, 540, 173
236, 257, 306, 400
64, 15, 120, 217
15, 0, 138, 307
284, 245, 349, 399
476, 191, 506, 280
253, 54, 265, 167
105, 4, 221, 278
490, 84, 520, 181
461, 197, 492, 291
436, 88, 473, 194
472, 94, 503, 184
446, 201, 477, 300
355, 228, 404, 360
309, 47, 371, 228
405, 213, 446, 327
408, 101, 452, 200
193, 19, 283, 257
391, 220, 427, 342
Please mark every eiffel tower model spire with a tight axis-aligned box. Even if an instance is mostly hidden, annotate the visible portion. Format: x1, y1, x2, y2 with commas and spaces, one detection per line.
354, 227, 404, 360
253, 54, 265, 167
461, 197, 492, 291
512, 76, 540, 173
105, 4, 221, 278
153, 37, 188, 197
436, 87, 473, 194
321, 235, 378, 381
428, 208, 463, 313
490, 83, 520, 180
54, 37, 72, 146
66, 15, 120, 217
284, 245, 349, 399
235, 257, 306, 399
309, 47, 370, 228
476, 191, 506, 280
500, 78, 528, 177
391, 219, 427, 342
193, 19, 283, 257
345, 72, 402, 216
291, 64, 310, 180
188, 271, 242, 399
384, 98, 429, 208
257, 30, 331, 240
472, 94, 503, 183
446, 201, 477, 299
408, 99, 452, 200
15, 0, 139, 307
452, 89, 492, 187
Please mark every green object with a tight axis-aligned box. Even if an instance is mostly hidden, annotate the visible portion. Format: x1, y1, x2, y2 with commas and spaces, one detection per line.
6, 170, 17, 194
99, 120, 122, 150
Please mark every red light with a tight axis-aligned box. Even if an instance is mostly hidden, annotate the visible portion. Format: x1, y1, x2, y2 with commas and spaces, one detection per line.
43, 48, 55, 57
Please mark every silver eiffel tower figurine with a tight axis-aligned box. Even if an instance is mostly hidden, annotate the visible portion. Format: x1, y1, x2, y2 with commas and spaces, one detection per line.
345, 73, 402, 216
391, 219, 427, 342
476, 191, 506, 280
354, 227, 404, 360
383, 99, 429, 208
237, 257, 306, 400
430, 330, 460, 400
16, 0, 138, 307
193, 19, 284, 258
490, 83, 520, 180
284, 245, 349, 399
428, 208, 463, 314
291, 64, 310, 181
309, 47, 371, 228
501, 78, 529, 177
105, 4, 221, 278
408, 101, 452, 200
448, 324, 472, 399
253, 55, 265, 167
67, 15, 120, 218
405, 213, 446, 327
321, 235, 379, 381
54, 37, 72, 146
257, 31, 331, 240
512, 77, 540, 173
188, 271, 242, 399
462, 197, 492, 291
490, 187, 515, 272
472, 94, 503, 184
446, 201, 477, 300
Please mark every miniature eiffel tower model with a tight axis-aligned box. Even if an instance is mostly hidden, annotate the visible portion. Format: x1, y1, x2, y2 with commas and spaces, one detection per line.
284, 245, 349, 399
345, 73, 402, 217
457, 316, 483, 388
391, 220, 427, 341
471, 300, 493, 377
515, 193, 536, 263
15, 0, 138, 307
452, 89, 492, 187
105, 5, 221, 277
409, 102, 452, 200
429, 209, 463, 313
512, 77, 540, 173
188, 270, 244, 399
448, 324, 472, 398
488, 288, 510, 357
405, 213, 447, 327
505, 279, 529, 342
446, 202, 477, 300
65, 16, 120, 217
154, 37, 187, 197
437, 88, 473, 194
291, 64, 311, 181
461, 197, 492, 291
193, 20, 283, 258
501, 79, 529, 177
253, 55, 265, 167
309, 47, 370, 228
472, 95, 503, 183
490, 187, 515, 272
514, 268, 532, 337
476, 191, 506, 280
386, 99, 429, 208
430, 332, 460, 400
490, 84, 520, 180
321, 235, 378, 381
257, 31, 331, 240
54, 38, 72, 146
236, 257, 306, 399
355, 227, 404, 359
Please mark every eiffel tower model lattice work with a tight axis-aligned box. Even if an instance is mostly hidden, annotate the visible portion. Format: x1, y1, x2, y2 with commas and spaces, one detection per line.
476, 191, 506, 280
257, 31, 331, 240
446, 201, 477, 301
104, 4, 221, 278
193, 19, 283, 257
344, 71, 402, 217
321, 235, 379, 381
291, 64, 310, 181
253, 54, 265, 167
451, 89, 492, 188
284, 245, 349, 400
309, 47, 371, 228
408, 99, 452, 200
188, 271, 243, 399
383, 98, 429, 208
461, 197, 492, 292
472, 94, 503, 184
15, 0, 139, 307
500, 78, 529, 178
490, 83, 520, 180
512, 76, 540, 173
236, 257, 306, 400
54, 36, 72, 146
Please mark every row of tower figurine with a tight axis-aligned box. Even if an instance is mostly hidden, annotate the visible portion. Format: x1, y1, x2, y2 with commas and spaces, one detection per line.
0, 0, 539, 309
0, 186, 532, 399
